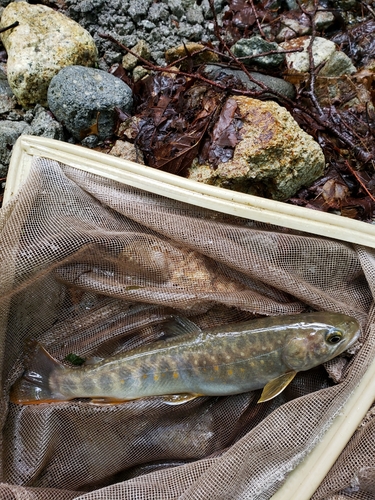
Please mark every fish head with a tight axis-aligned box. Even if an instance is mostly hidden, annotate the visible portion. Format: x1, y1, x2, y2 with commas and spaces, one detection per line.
282, 313, 360, 372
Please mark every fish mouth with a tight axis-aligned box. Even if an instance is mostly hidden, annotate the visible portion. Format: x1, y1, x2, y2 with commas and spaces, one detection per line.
343, 325, 361, 350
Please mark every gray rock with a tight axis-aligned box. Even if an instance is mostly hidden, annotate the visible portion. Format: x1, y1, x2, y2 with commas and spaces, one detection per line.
47, 65, 133, 141
162, 0, 184, 19
0, 69, 15, 114
231, 36, 285, 68
178, 23, 204, 41
318, 51, 356, 77
0, 121, 32, 177
0, 70, 12, 97
128, 0, 152, 21
186, 4, 204, 25
148, 3, 170, 22
201, 0, 227, 19
29, 105, 64, 141
203, 65, 296, 100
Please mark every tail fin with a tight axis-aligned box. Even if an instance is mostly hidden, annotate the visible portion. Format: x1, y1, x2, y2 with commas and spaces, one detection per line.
10, 341, 67, 405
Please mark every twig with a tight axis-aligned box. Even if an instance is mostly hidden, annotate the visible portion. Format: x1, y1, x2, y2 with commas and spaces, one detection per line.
344, 159, 375, 203
296, 0, 324, 116
248, 0, 267, 38
0, 21, 19, 34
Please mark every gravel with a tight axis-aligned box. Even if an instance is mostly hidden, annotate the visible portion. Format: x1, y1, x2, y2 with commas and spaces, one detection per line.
64, 0, 228, 67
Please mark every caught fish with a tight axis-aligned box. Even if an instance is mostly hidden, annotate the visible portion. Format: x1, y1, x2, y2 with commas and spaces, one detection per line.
10, 312, 360, 405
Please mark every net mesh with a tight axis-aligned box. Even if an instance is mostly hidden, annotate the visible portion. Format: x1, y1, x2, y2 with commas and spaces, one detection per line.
1, 156, 374, 499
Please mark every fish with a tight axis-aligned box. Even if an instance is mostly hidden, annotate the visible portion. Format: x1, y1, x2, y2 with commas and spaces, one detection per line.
10, 311, 360, 406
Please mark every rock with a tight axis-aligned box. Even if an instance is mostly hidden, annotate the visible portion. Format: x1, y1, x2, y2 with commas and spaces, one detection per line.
186, 4, 204, 25
188, 96, 325, 201
0, 121, 32, 177
276, 13, 311, 42
29, 105, 64, 141
280, 36, 336, 73
318, 51, 356, 77
0, 69, 15, 114
202, 65, 296, 100
108, 139, 144, 163
132, 66, 150, 82
122, 40, 151, 71
47, 65, 133, 141
314, 11, 335, 30
165, 43, 219, 69
128, 0, 152, 22
0, 2, 98, 108
231, 36, 285, 68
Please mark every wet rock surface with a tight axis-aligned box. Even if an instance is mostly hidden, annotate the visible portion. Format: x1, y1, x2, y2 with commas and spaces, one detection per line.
47, 65, 133, 140
0, 2, 98, 108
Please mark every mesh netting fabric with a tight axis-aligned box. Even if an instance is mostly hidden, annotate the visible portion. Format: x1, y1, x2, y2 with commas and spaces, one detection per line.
0, 157, 374, 499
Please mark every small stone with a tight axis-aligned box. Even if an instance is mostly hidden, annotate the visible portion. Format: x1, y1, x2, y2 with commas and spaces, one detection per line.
140, 20, 156, 31
81, 134, 99, 148
122, 40, 151, 71
109, 139, 144, 163
276, 13, 311, 42
314, 11, 335, 30
177, 22, 204, 41
132, 66, 150, 82
0, 121, 32, 177
188, 96, 325, 201
164, 0, 184, 19
318, 51, 356, 77
202, 65, 296, 100
186, 4, 204, 25
280, 36, 336, 73
47, 65, 133, 141
0, 69, 15, 114
29, 104, 64, 141
148, 3, 170, 22
128, 0, 152, 21
165, 43, 219, 69
0, 2, 98, 108
231, 36, 285, 68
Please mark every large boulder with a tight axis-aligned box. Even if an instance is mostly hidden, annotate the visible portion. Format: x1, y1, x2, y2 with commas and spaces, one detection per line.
0, 2, 98, 108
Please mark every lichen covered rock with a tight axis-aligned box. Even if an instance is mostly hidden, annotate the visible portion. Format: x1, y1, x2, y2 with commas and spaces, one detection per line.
188, 96, 325, 201
0, 2, 98, 108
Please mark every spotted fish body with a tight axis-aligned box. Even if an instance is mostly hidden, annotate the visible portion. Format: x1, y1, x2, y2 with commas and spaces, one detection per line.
10, 312, 360, 405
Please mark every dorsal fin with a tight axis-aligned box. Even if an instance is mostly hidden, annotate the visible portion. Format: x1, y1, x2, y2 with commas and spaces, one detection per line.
162, 316, 202, 339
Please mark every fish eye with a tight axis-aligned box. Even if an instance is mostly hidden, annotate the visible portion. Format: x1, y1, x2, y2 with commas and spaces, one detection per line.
326, 330, 343, 344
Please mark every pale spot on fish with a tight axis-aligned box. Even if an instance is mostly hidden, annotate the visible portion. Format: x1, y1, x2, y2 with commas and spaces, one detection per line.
173, 372, 179, 379
154, 374, 160, 382
226, 356, 231, 361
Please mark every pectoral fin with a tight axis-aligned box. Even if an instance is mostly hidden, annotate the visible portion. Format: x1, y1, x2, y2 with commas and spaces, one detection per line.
161, 393, 202, 405
257, 371, 297, 403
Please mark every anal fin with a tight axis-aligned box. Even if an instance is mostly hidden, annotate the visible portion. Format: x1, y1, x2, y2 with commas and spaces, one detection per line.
257, 371, 297, 403
161, 393, 202, 405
